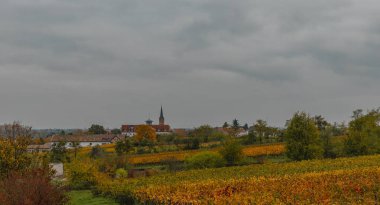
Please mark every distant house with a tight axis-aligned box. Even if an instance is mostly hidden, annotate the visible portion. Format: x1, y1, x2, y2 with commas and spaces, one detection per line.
44, 134, 122, 148
122, 106, 172, 136
27, 143, 53, 152
214, 127, 248, 137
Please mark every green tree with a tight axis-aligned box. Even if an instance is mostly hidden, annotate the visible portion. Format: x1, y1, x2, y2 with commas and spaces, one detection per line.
111, 128, 121, 135
254, 120, 268, 143
190, 125, 214, 143
232, 119, 240, 131
222, 122, 229, 128
115, 138, 132, 156
321, 126, 336, 158
244, 130, 257, 145
89, 145, 105, 159
50, 142, 67, 163
243, 123, 249, 131
219, 139, 243, 165
88, 124, 107, 135
344, 109, 380, 156
312, 115, 330, 131
70, 141, 80, 159
285, 112, 323, 161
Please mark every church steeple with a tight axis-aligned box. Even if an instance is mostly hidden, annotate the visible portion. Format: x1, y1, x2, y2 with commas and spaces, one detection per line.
159, 106, 165, 125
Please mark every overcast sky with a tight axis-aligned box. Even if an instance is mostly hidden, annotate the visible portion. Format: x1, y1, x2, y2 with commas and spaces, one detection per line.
1, 0, 380, 129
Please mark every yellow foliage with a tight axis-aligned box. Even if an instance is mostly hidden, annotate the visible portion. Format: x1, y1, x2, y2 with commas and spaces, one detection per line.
0, 137, 31, 175
134, 125, 157, 142
128, 144, 285, 165
134, 168, 380, 204
94, 154, 380, 204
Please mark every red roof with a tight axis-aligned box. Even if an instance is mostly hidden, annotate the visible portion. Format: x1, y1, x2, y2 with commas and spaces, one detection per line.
121, 124, 171, 132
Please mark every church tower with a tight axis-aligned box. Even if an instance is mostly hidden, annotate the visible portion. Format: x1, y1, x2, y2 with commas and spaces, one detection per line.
159, 106, 165, 125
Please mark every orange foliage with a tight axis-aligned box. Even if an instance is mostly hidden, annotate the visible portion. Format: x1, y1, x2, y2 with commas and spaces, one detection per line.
134, 125, 157, 142
133, 168, 380, 204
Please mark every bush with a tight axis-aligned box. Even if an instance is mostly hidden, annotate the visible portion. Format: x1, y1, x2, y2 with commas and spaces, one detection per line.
0, 168, 68, 205
115, 168, 128, 178
219, 139, 244, 166
89, 145, 105, 159
65, 159, 98, 190
185, 152, 226, 169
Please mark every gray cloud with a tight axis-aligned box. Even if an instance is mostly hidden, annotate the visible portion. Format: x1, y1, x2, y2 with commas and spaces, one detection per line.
0, 0, 379, 129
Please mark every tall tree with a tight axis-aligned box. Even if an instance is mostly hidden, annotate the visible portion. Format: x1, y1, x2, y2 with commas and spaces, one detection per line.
254, 120, 268, 143
243, 123, 249, 131
232, 119, 240, 131
111, 128, 121, 135
50, 142, 67, 163
312, 115, 330, 131
285, 112, 323, 161
134, 125, 157, 143
222, 122, 229, 128
88, 124, 106, 135
344, 109, 380, 156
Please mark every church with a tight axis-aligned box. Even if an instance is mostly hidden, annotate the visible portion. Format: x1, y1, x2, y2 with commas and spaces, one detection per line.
121, 106, 172, 136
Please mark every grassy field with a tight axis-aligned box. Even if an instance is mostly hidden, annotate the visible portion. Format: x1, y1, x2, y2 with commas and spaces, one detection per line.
68, 190, 118, 205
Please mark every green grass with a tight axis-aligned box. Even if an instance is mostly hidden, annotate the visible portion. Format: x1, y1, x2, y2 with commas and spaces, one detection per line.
69, 190, 118, 205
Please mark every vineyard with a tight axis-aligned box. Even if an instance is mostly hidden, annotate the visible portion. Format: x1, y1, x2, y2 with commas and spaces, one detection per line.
127, 144, 285, 164
94, 154, 380, 204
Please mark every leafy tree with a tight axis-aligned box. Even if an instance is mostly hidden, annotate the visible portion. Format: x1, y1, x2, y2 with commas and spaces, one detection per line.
0, 122, 32, 176
285, 112, 323, 161
111, 128, 122, 135
190, 125, 214, 143
222, 122, 229, 128
134, 125, 157, 143
321, 126, 336, 158
232, 119, 240, 131
50, 142, 67, 163
115, 138, 132, 156
184, 138, 200, 150
352, 109, 364, 120
70, 141, 80, 159
89, 145, 105, 159
244, 130, 257, 145
312, 115, 330, 131
88, 124, 107, 135
344, 109, 380, 156
254, 120, 268, 143
243, 123, 249, 131
219, 139, 243, 166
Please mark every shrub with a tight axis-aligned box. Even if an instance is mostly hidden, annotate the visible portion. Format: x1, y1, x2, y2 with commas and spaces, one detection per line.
0, 168, 68, 205
115, 168, 128, 178
89, 145, 105, 159
65, 159, 98, 190
185, 152, 226, 169
219, 139, 244, 166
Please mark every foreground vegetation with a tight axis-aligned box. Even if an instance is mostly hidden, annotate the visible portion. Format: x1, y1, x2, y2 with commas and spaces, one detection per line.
94, 154, 380, 204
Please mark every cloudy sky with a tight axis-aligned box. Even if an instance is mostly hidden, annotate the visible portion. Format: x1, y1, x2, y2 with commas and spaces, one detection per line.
1, 0, 379, 129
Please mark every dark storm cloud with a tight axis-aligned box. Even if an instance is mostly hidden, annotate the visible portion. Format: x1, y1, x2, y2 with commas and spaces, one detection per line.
0, 0, 379, 129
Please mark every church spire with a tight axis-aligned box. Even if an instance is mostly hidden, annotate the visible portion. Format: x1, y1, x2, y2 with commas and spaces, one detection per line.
159, 106, 165, 125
